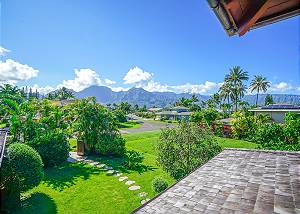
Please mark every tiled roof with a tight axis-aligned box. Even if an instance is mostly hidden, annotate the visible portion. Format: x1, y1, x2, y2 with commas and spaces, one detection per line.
134, 148, 300, 214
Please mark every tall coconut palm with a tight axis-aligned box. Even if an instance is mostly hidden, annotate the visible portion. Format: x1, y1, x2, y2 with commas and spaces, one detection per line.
225, 66, 249, 84
225, 66, 249, 112
249, 75, 270, 107
219, 82, 232, 106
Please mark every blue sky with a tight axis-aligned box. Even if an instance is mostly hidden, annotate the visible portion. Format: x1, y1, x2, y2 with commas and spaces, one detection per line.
0, 0, 299, 94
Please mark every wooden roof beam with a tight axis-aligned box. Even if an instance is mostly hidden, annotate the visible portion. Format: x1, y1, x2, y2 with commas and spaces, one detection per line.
238, 0, 273, 36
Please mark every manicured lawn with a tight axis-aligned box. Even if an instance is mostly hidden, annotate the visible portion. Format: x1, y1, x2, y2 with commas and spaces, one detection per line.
15, 162, 140, 214
16, 131, 257, 214
215, 137, 258, 149
118, 121, 141, 129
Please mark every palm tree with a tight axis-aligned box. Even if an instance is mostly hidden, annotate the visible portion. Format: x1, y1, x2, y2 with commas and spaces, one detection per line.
225, 66, 249, 84
225, 66, 249, 112
219, 82, 232, 107
191, 94, 198, 104
249, 75, 270, 107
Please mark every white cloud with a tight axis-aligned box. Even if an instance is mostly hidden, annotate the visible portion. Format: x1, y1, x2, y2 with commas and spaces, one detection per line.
0, 59, 39, 83
110, 86, 130, 92
171, 81, 221, 94
104, 78, 116, 85
123, 66, 153, 84
0, 46, 10, 56
136, 80, 170, 92
59, 68, 102, 92
269, 82, 294, 92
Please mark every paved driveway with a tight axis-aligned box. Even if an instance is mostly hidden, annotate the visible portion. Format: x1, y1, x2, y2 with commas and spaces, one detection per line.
120, 121, 177, 134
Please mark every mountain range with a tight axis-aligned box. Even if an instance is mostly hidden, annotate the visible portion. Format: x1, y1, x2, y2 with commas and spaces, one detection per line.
74, 86, 300, 107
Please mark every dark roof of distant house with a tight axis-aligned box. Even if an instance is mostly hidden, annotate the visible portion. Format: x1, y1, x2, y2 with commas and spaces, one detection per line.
134, 148, 300, 214
249, 103, 300, 112
261, 104, 300, 110
172, 106, 189, 110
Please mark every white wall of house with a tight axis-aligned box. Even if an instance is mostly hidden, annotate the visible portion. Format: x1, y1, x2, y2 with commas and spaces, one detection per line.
254, 111, 296, 123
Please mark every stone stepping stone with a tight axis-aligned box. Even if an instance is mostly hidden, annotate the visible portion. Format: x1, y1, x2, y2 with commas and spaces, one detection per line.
138, 192, 148, 197
105, 166, 113, 170
96, 164, 106, 168
125, 180, 135, 185
67, 157, 77, 163
84, 159, 93, 163
129, 185, 140, 191
141, 198, 150, 204
107, 170, 115, 175
119, 176, 128, 181
89, 162, 99, 166
114, 173, 123, 177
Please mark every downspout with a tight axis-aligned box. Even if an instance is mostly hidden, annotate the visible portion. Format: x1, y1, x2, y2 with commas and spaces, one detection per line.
207, 0, 236, 36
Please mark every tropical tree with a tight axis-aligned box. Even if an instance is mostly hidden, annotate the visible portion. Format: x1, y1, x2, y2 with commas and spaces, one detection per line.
249, 75, 270, 106
265, 94, 274, 106
191, 94, 199, 104
56, 87, 75, 100
225, 66, 249, 111
219, 82, 232, 106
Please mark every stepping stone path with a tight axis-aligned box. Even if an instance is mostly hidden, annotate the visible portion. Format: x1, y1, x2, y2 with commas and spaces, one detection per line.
119, 176, 128, 181
138, 192, 148, 197
96, 164, 106, 168
129, 185, 140, 190
125, 180, 135, 185
68, 152, 149, 206
107, 170, 115, 175
105, 166, 113, 170
90, 162, 99, 166
114, 172, 123, 177
141, 198, 150, 205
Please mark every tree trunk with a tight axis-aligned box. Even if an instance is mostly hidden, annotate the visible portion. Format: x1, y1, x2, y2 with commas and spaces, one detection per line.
256, 89, 259, 107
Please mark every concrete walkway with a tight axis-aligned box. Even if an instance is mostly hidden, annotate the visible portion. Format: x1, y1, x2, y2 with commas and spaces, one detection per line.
120, 121, 177, 134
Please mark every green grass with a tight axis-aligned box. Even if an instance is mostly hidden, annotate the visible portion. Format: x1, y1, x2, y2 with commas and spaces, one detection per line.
16, 131, 257, 214
118, 121, 141, 129
15, 162, 140, 214
215, 137, 258, 149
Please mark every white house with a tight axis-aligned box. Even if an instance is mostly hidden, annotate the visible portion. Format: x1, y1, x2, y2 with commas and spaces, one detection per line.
249, 104, 300, 123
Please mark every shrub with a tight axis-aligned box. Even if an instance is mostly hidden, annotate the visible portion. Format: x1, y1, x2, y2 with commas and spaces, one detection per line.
114, 109, 127, 123
28, 131, 69, 167
283, 112, 300, 144
152, 177, 168, 193
7, 143, 43, 192
157, 121, 222, 180
70, 97, 126, 156
190, 108, 219, 126
123, 150, 144, 169
0, 157, 21, 211
231, 112, 257, 140
95, 133, 126, 156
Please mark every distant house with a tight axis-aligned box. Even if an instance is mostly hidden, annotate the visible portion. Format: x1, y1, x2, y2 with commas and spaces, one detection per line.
156, 106, 190, 121
148, 107, 163, 113
249, 104, 300, 123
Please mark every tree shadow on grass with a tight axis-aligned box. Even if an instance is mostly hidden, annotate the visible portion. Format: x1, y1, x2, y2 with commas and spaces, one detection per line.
14, 193, 57, 214
42, 162, 103, 191
88, 155, 157, 175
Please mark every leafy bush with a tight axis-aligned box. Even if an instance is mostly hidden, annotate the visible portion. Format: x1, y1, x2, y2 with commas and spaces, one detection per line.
190, 108, 219, 126
152, 177, 168, 193
283, 112, 300, 144
28, 131, 69, 167
231, 112, 257, 140
7, 143, 43, 192
95, 133, 126, 156
157, 121, 222, 180
123, 150, 144, 169
254, 113, 300, 151
70, 97, 126, 156
114, 109, 127, 123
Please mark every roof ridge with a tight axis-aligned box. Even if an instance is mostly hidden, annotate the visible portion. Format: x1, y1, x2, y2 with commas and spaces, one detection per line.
224, 148, 300, 155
